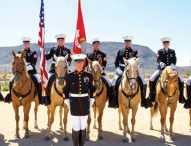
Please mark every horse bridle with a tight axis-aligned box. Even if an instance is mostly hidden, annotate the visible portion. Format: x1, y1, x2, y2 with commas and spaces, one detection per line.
121, 69, 139, 99
160, 78, 177, 99
12, 59, 33, 99
54, 68, 68, 98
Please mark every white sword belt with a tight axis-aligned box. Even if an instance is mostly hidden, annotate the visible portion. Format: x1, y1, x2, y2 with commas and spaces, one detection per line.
70, 93, 89, 97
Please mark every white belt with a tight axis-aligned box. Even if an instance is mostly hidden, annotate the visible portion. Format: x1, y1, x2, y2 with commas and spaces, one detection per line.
70, 93, 89, 97
119, 64, 125, 67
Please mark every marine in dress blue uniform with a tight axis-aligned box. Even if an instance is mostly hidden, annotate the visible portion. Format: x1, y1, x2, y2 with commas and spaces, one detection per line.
112, 36, 150, 108
86, 38, 114, 108
5, 37, 43, 104
64, 54, 96, 146
44, 34, 72, 105
148, 37, 186, 105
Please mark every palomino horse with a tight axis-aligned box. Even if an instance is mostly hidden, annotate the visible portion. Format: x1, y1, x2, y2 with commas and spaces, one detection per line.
150, 66, 179, 142
12, 51, 39, 138
118, 57, 141, 142
45, 55, 69, 141
87, 58, 108, 140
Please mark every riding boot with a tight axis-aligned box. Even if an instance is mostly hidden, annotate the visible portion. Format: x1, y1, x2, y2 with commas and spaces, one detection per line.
79, 129, 86, 146
108, 86, 115, 108
37, 82, 43, 105
184, 84, 191, 109
44, 74, 55, 106
4, 81, 13, 103
72, 129, 80, 146
178, 79, 186, 104
140, 84, 152, 108
147, 81, 155, 103
0, 92, 4, 101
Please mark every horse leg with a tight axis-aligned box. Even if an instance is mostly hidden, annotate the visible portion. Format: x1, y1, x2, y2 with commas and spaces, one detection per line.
59, 106, 63, 130
97, 105, 105, 140
150, 105, 155, 130
169, 102, 177, 140
86, 114, 91, 141
93, 106, 97, 129
45, 105, 56, 141
63, 105, 69, 141
159, 104, 167, 143
131, 105, 139, 142
165, 121, 169, 133
47, 106, 51, 127
118, 106, 123, 130
121, 105, 129, 143
23, 103, 31, 138
34, 98, 39, 129
13, 104, 20, 138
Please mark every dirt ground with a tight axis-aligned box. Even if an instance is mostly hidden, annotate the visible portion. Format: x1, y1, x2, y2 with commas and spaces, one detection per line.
0, 92, 191, 146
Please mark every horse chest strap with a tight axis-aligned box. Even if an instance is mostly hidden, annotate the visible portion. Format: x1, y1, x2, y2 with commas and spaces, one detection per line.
13, 81, 32, 99
54, 81, 63, 97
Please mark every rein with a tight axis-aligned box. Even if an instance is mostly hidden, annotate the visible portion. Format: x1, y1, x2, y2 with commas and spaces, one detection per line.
159, 79, 177, 98
121, 73, 139, 99
54, 80, 63, 97
95, 79, 104, 97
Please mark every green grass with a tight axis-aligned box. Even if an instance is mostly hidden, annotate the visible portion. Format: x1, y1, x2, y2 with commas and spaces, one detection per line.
1, 81, 9, 91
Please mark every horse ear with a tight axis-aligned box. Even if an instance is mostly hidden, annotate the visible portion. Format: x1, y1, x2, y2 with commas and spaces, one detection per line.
53, 54, 58, 61
87, 58, 92, 65
12, 51, 16, 58
98, 57, 102, 65
64, 54, 69, 62
20, 51, 26, 59
123, 57, 129, 65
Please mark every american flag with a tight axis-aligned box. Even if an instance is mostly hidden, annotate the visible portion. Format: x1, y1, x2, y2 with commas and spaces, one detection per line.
38, 0, 48, 88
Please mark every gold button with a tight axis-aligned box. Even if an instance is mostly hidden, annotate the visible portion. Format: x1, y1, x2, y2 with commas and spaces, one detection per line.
79, 92, 82, 94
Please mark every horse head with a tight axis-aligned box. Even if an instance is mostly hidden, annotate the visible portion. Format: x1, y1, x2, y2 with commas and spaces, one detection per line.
88, 57, 103, 92
161, 66, 178, 98
123, 57, 139, 92
12, 51, 27, 85
55, 54, 69, 86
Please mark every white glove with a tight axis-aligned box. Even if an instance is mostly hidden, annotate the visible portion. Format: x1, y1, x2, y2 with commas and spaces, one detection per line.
89, 98, 95, 111
160, 62, 166, 68
64, 99, 70, 110
27, 64, 33, 71
115, 67, 123, 75
170, 64, 176, 70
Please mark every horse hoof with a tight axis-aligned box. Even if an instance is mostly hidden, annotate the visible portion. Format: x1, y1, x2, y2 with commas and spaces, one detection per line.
119, 128, 123, 130
131, 137, 136, 142
98, 135, 103, 140
45, 136, 50, 141
122, 138, 129, 143
15, 134, 20, 139
63, 137, 69, 141
24, 133, 30, 138
127, 130, 130, 134
160, 136, 165, 143
93, 125, 97, 129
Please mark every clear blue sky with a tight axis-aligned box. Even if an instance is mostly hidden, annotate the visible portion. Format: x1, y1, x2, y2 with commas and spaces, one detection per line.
0, 0, 191, 66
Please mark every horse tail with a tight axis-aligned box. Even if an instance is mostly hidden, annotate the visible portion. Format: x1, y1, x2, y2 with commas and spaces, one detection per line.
154, 101, 158, 115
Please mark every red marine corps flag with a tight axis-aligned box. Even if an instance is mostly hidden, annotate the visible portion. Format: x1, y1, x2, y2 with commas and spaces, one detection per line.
38, 0, 48, 88
73, 0, 86, 54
